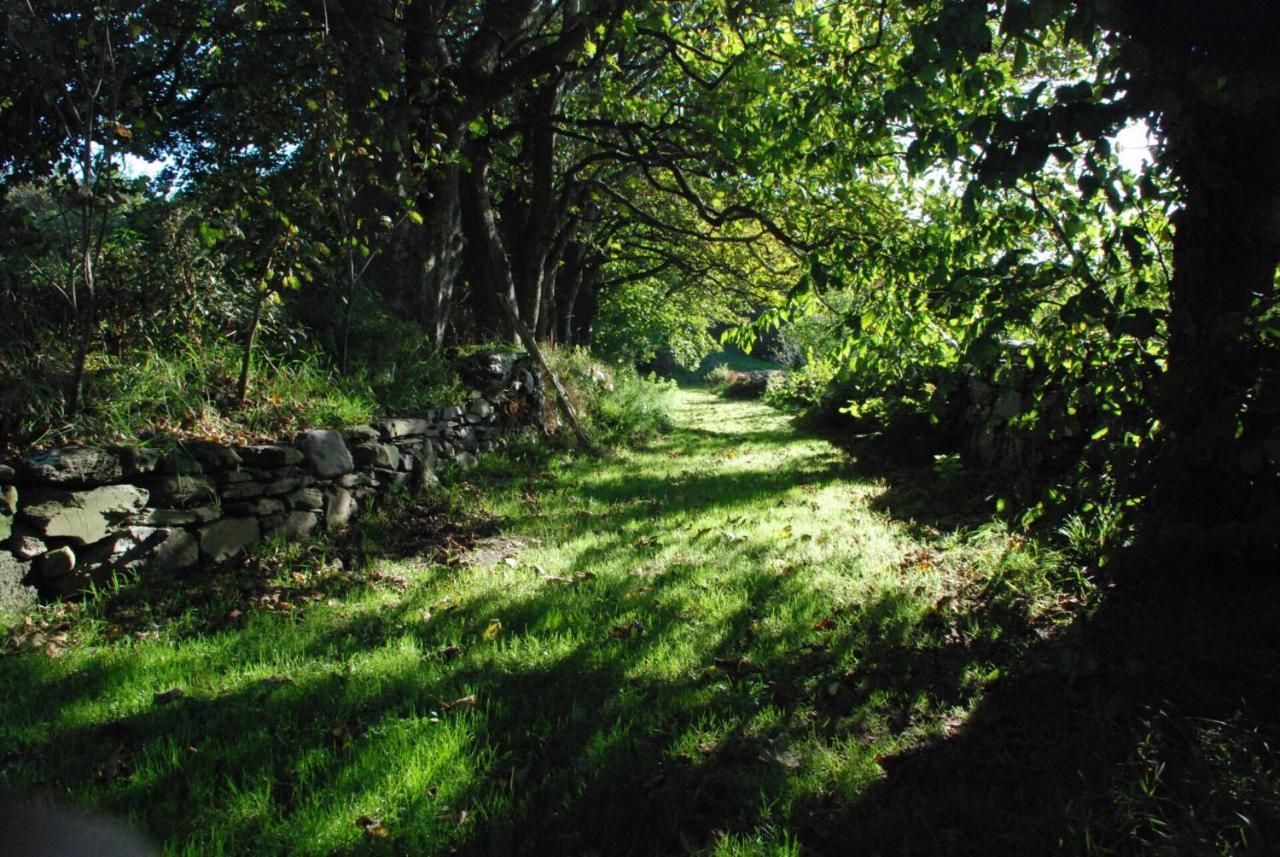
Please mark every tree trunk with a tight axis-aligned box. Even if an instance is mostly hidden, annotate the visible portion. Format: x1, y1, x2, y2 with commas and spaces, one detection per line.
1146, 114, 1280, 566
237, 288, 268, 405
462, 146, 594, 450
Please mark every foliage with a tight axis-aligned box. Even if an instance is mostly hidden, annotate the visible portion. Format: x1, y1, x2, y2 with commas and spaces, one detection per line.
0, 337, 376, 450
542, 346, 675, 445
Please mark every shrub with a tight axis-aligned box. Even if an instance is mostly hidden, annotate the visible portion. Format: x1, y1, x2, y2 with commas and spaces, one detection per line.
543, 346, 675, 445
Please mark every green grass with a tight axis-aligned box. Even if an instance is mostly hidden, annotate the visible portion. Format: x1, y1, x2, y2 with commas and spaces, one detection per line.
3, 389, 1269, 855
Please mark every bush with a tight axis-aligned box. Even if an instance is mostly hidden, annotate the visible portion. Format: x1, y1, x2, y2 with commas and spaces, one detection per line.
704, 363, 784, 399
543, 346, 675, 445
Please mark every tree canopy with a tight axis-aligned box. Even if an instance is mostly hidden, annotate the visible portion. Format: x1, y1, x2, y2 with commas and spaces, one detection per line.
2, 0, 1277, 567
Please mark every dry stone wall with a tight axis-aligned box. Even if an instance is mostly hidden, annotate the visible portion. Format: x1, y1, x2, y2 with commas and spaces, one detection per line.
0, 352, 544, 621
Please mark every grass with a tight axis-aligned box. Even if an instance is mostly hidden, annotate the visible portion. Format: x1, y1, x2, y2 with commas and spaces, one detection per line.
1, 389, 1274, 855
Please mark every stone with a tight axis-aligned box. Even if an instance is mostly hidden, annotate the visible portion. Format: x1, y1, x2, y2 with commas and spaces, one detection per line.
19, 447, 122, 487
220, 481, 265, 500
0, 485, 15, 541
467, 399, 495, 419
354, 442, 400, 469
252, 498, 285, 516
324, 487, 356, 529
261, 476, 302, 496
10, 533, 46, 560
0, 553, 37, 621
414, 469, 440, 489
146, 474, 216, 508
140, 506, 220, 527
79, 530, 153, 571
118, 446, 164, 479
199, 517, 260, 562
375, 468, 409, 487
20, 485, 150, 545
399, 452, 415, 472
156, 449, 203, 476
285, 487, 324, 511
282, 511, 319, 538
421, 440, 438, 472
343, 425, 381, 444
185, 442, 241, 471
37, 545, 76, 579
374, 418, 430, 439
440, 406, 464, 421
236, 444, 304, 468
151, 528, 198, 569
217, 470, 255, 484
297, 430, 354, 478
0, 464, 15, 482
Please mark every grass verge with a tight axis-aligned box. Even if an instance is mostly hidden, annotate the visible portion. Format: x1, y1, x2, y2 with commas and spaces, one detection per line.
1, 389, 1273, 855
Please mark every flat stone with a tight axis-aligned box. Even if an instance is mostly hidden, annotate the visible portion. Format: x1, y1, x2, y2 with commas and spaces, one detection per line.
20, 485, 150, 545
141, 506, 220, 527
236, 445, 305, 468
324, 487, 356, 529
0, 553, 37, 621
220, 481, 265, 500
19, 447, 122, 487
261, 476, 302, 496
297, 430, 354, 479
467, 399, 495, 418
440, 406, 464, 421
354, 442, 400, 469
374, 418, 430, 439
376, 469, 410, 487
217, 470, 255, 484
156, 449, 203, 476
185, 443, 241, 471
199, 517, 260, 562
342, 425, 381, 444
285, 487, 324, 511
37, 545, 76, 579
399, 452, 415, 472
146, 474, 216, 508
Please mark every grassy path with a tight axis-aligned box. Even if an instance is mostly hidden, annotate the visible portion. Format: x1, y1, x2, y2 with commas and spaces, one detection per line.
1, 389, 1070, 855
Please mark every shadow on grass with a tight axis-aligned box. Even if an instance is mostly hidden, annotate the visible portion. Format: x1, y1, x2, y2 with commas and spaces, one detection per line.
2, 396, 1277, 855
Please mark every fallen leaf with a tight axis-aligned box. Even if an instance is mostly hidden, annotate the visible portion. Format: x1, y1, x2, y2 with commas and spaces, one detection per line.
439, 644, 462, 660
610, 620, 643, 640
813, 618, 837, 631
153, 688, 185, 705
443, 694, 477, 711
356, 815, 388, 838
482, 618, 502, 641
259, 674, 293, 688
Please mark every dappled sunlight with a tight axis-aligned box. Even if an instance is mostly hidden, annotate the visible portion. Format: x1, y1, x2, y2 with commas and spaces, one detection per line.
1, 389, 1102, 855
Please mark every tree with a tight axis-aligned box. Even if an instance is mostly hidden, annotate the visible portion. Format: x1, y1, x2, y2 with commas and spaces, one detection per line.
897, 0, 1280, 564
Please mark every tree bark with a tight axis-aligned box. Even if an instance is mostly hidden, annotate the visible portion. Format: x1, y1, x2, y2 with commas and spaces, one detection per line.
463, 145, 594, 450
1146, 109, 1280, 565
